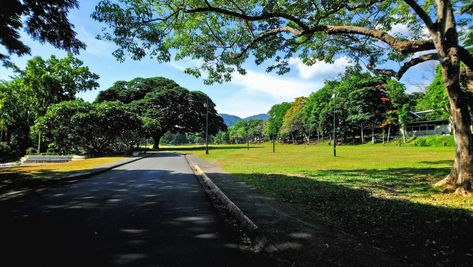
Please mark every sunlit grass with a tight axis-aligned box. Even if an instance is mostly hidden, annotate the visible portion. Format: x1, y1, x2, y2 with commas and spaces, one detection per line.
167, 143, 473, 265
170, 143, 472, 210
0, 157, 125, 181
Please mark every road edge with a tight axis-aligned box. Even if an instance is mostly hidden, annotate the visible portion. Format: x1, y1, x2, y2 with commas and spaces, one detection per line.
62, 153, 150, 181
184, 154, 277, 254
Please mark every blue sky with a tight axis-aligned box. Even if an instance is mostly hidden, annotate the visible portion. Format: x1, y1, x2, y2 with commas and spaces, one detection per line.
0, 0, 436, 118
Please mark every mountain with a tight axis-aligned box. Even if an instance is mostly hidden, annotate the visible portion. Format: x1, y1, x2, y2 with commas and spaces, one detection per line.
219, 113, 269, 126
244, 113, 270, 121
219, 114, 242, 126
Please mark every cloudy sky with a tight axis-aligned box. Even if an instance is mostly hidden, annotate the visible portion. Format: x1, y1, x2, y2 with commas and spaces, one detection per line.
0, 1, 436, 118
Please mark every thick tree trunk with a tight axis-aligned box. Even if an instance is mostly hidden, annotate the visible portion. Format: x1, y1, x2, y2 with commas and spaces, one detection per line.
153, 133, 163, 150
435, 57, 473, 194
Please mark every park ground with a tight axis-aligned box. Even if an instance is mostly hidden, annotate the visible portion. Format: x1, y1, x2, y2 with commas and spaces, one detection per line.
167, 142, 473, 266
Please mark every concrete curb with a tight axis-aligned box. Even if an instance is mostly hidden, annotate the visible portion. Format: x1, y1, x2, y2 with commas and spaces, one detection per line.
185, 154, 276, 253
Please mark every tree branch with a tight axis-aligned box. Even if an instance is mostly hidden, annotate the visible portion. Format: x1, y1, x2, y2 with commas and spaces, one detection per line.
182, 4, 435, 55
397, 53, 439, 79
403, 0, 435, 30
184, 6, 309, 31
309, 25, 435, 54
232, 26, 302, 59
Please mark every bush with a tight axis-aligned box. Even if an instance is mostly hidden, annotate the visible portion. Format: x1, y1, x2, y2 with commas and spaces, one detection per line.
25, 147, 37, 155
415, 138, 428, 147
414, 135, 455, 147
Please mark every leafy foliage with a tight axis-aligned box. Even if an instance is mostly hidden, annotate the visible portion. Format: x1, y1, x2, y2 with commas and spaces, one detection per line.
0, 55, 99, 160
264, 102, 291, 139
97, 77, 226, 148
0, 0, 85, 64
40, 100, 141, 155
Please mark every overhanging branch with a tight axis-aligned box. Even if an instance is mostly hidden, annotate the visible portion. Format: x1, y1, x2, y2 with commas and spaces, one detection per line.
403, 0, 435, 30
397, 53, 439, 79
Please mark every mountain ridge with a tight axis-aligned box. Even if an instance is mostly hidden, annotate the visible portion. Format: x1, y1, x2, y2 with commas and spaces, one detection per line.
219, 113, 269, 126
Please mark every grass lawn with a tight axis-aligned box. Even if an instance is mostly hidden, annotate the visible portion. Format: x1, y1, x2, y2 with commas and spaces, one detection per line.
0, 157, 125, 198
166, 143, 473, 266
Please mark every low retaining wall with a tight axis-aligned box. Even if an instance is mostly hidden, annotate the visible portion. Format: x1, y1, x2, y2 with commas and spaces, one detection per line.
20, 155, 86, 164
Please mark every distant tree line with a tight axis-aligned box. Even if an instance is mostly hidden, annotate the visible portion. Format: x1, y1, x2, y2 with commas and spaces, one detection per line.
215, 66, 450, 146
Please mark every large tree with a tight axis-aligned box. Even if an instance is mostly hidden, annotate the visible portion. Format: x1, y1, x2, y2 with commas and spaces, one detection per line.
0, 54, 98, 158
97, 77, 226, 148
264, 102, 291, 141
93, 0, 473, 193
1, 0, 85, 64
39, 100, 141, 155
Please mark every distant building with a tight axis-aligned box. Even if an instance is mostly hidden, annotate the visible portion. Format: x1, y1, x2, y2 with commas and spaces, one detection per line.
406, 110, 450, 136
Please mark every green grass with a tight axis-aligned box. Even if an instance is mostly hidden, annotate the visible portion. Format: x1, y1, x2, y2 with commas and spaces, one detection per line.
167, 143, 473, 266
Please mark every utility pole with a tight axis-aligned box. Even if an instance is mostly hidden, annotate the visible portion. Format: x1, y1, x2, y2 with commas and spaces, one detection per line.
332, 93, 337, 157
204, 99, 209, 155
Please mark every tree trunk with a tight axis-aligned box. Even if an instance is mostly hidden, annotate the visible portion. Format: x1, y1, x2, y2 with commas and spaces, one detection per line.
432, 19, 472, 192
361, 124, 364, 143
382, 128, 385, 144
387, 124, 391, 143
153, 133, 163, 150
371, 124, 375, 144
436, 65, 473, 194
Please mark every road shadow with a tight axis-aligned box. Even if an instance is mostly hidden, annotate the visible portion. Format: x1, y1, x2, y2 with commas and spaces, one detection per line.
0, 161, 271, 267
234, 172, 473, 267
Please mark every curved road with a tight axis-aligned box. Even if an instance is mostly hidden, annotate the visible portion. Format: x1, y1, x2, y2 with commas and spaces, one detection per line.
0, 153, 259, 266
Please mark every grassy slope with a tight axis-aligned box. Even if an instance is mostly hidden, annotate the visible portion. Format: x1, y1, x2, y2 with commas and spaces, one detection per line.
167, 143, 473, 266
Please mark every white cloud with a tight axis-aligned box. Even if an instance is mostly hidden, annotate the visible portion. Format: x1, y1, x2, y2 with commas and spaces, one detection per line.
76, 27, 115, 58
288, 56, 351, 80
231, 69, 321, 101
389, 23, 411, 37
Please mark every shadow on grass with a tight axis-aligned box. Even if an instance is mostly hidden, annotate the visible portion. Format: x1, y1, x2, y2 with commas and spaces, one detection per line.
302, 167, 451, 195
237, 172, 473, 267
418, 160, 455, 165
162, 145, 264, 151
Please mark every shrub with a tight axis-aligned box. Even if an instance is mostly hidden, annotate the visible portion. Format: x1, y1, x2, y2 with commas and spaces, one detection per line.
25, 147, 37, 155
415, 138, 428, 147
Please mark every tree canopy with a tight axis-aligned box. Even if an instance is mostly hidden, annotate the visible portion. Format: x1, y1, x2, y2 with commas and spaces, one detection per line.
1, 0, 85, 64
96, 77, 226, 148
0, 54, 99, 160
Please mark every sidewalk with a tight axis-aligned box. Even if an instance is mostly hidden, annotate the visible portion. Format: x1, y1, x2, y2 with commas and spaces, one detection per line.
186, 154, 404, 267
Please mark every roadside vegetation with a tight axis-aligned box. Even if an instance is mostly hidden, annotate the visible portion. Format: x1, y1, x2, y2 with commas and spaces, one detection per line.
170, 143, 473, 265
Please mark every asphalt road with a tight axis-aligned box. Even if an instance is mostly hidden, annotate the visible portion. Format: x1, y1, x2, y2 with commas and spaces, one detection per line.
0, 153, 257, 267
